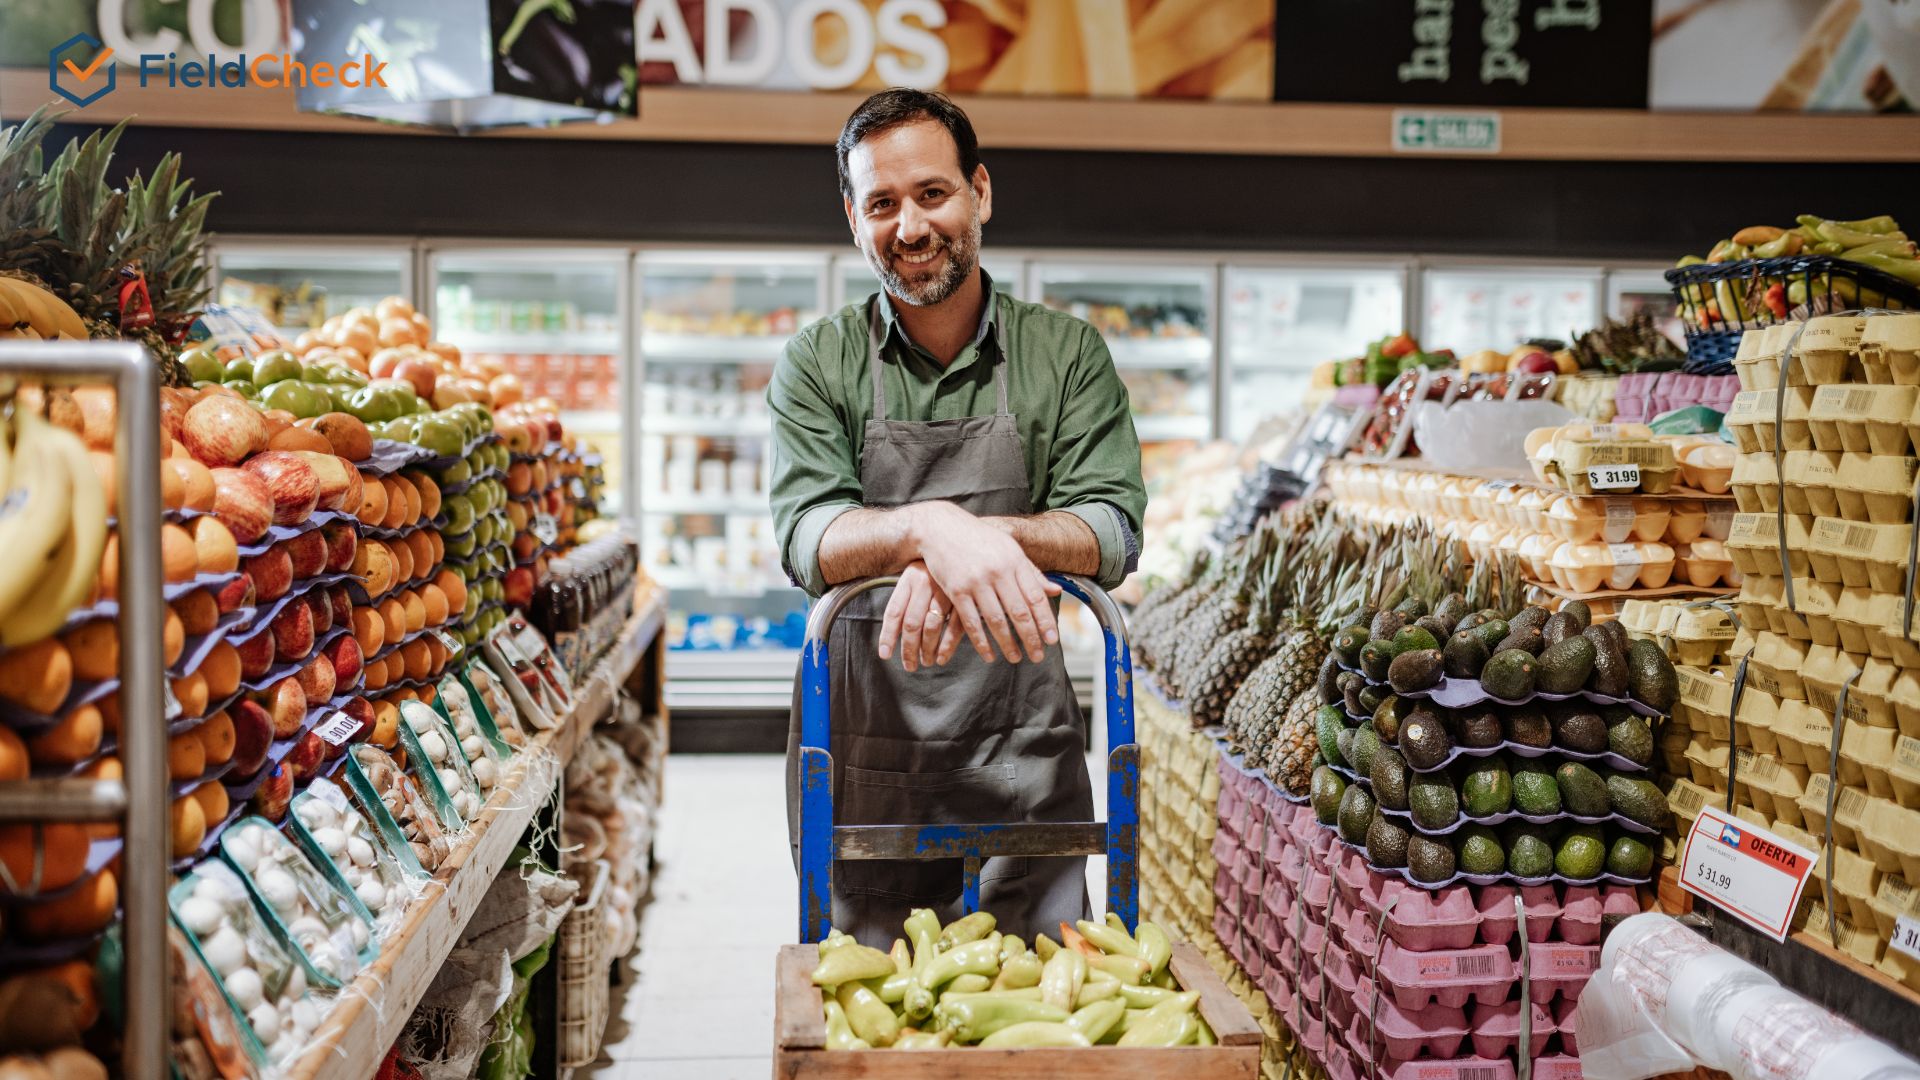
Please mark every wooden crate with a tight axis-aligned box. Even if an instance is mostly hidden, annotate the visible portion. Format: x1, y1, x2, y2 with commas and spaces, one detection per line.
772, 941, 1262, 1078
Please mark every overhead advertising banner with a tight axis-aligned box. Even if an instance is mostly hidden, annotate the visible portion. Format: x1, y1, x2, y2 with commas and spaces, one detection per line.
1650, 0, 1919, 112
632, 0, 1278, 100
1270, 0, 1652, 108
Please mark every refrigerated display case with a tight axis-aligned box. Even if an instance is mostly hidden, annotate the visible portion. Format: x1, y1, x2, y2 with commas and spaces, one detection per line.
1419, 266, 1604, 354
210, 240, 413, 341
1220, 263, 1407, 441
427, 248, 628, 513
1607, 266, 1688, 348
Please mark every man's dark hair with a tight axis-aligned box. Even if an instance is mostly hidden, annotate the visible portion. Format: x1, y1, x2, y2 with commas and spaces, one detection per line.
836, 88, 981, 201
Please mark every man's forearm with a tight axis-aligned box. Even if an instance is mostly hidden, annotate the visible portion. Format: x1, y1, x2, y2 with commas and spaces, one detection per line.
985, 511, 1100, 576
816, 503, 1101, 586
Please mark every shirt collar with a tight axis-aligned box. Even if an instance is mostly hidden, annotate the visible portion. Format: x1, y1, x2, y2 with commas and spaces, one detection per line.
877, 267, 1000, 359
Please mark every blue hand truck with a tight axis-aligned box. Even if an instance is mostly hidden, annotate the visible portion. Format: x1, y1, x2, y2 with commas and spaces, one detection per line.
795, 572, 1139, 943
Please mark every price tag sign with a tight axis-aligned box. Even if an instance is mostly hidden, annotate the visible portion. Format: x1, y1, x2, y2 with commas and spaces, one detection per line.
434, 629, 464, 658
1680, 805, 1819, 941
1588, 464, 1641, 491
531, 514, 560, 546
313, 710, 363, 747
1892, 915, 1920, 962
309, 777, 351, 812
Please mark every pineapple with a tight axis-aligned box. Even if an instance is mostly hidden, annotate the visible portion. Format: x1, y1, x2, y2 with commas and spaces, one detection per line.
1187, 555, 1280, 729
1265, 687, 1324, 796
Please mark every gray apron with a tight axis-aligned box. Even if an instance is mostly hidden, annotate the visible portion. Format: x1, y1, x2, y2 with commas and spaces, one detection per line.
787, 296, 1094, 948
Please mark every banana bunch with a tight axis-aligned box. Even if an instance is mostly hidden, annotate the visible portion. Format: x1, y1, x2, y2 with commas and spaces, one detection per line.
0, 406, 106, 647
0, 277, 88, 341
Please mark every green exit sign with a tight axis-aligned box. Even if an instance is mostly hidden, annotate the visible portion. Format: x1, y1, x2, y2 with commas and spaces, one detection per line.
1391, 110, 1503, 154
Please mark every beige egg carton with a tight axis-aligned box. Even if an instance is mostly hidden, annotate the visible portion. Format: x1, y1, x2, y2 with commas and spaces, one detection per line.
1798, 772, 1869, 851
1532, 423, 1680, 495
1806, 517, 1910, 593
1859, 313, 1920, 385
1744, 629, 1811, 702
1624, 600, 1739, 666
1665, 777, 1718, 832
1781, 450, 1842, 517
1726, 386, 1816, 455
1841, 723, 1902, 801
1683, 738, 1730, 792
1869, 875, 1920, 969
1832, 454, 1920, 524
1733, 323, 1795, 391
1725, 513, 1813, 578
1892, 736, 1920, 804
1733, 749, 1808, 826
1730, 453, 1781, 513
1809, 383, 1918, 456
1801, 646, 1896, 735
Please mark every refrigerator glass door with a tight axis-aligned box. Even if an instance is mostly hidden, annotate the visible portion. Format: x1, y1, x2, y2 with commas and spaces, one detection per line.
213, 245, 411, 341
1420, 268, 1603, 354
1031, 261, 1214, 446
1607, 268, 1687, 349
1222, 265, 1406, 441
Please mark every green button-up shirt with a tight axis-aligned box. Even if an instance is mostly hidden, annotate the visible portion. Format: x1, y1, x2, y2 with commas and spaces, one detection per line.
769, 272, 1145, 597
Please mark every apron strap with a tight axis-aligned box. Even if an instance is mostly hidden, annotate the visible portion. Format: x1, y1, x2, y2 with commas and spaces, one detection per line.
991, 293, 1010, 417
866, 291, 1011, 421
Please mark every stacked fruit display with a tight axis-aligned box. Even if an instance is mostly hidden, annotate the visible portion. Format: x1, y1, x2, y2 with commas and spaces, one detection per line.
1673, 214, 1919, 332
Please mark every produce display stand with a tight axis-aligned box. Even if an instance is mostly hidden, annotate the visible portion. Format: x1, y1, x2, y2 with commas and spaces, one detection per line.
770, 941, 1261, 1078
0, 342, 168, 1080
283, 589, 666, 1080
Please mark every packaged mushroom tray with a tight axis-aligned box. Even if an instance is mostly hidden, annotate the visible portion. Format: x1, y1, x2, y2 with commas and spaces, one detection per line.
397, 699, 485, 822
347, 743, 457, 873
288, 776, 425, 936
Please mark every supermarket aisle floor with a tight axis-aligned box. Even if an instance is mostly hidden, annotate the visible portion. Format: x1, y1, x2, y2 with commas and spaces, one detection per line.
584, 748, 1110, 1079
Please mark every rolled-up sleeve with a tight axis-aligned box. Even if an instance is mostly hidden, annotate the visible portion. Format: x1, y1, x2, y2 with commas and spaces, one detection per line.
768, 333, 861, 597
1044, 327, 1145, 591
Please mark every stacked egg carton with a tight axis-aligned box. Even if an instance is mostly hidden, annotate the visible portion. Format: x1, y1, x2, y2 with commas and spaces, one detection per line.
1220, 755, 1624, 1080
1689, 312, 1920, 986
1138, 689, 1223, 955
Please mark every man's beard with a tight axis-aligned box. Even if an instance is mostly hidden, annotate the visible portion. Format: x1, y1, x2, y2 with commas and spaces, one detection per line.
864, 206, 982, 308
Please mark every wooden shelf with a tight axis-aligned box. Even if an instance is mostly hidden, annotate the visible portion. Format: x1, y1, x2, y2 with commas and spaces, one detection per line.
283, 590, 665, 1080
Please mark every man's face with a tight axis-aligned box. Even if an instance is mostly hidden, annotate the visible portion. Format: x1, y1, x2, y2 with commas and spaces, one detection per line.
843, 119, 992, 308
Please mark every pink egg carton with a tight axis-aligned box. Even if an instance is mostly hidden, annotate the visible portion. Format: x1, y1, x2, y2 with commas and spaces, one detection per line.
1527, 942, 1600, 1004
1212, 904, 1235, 946
1323, 1039, 1363, 1080
1264, 811, 1292, 868
1470, 998, 1555, 1059
1210, 827, 1238, 866
1377, 940, 1517, 1011
1381, 880, 1482, 951
1533, 1055, 1584, 1080
1261, 966, 1291, 1014
1383, 1057, 1517, 1080
1553, 997, 1580, 1056
1324, 940, 1364, 997
1344, 903, 1383, 959
1344, 994, 1472, 1060
1557, 886, 1604, 946
1262, 873, 1294, 919
1335, 845, 1376, 908
1303, 865, 1335, 908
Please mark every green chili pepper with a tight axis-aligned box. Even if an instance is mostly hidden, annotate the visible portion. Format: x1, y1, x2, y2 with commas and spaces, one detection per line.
1088, 953, 1151, 985
823, 998, 869, 1051
1066, 998, 1127, 1044
947, 973, 993, 994
867, 970, 910, 1005
993, 952, 1043, 990
938, 911, 997, 951
943, 987, 1042, 1002
998, 935, 1026, 964
1039, 946, 1088, 1013
1097, 1008, 1150, 1045
1119, 983, 1186, 1009
1150, 967, 1177, 990
1075, 972, 1120, 1007
903, 909, 941, 1021
892, 1029, 951, 1050
1117, 994, 1200, 1047
811, 943, 897, 988
818, 929, 852, 957
921, 939, 1002, 992
1195, 1019, 1217, 1046
979, 1022, 1092, 1049
1034, 933, 1059, 962
1135, 921, 1173, 978
889, 939, 911, 974
1076, 919, 1139, 957
934, 995, 1070, 1044
837, 982, 900, 1048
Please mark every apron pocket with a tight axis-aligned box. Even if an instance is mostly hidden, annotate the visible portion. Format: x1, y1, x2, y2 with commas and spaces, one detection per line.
838, 762, 1029, 901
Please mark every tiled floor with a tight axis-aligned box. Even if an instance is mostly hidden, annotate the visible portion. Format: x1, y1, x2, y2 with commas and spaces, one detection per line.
582, 748, 1111, 1079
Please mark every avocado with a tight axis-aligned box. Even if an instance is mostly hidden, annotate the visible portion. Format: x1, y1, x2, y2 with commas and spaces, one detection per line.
1561, 600, 1592, 630
1408, 775, 1460, 830
1542, 611, 1581, 648
1337, 727, 1357, 767
1555, 762, 1610, 816
1511, 761, 1562, 815
1455, 611, 1491, 634
1370, 745, 1410, 810
1333, 625, 1370, 666
1358, 685, 1387, 715
1372, 695, 1407, 744
1505, 708, 1552, 748
1407, 835, 1457, 884
1337, 783, 1377, 845
1556, 826, 1607, 879
1551, 706, 1609, 753
1400, 711, 1455, 771
1316, 707, 1349, 768
1350, 725, 1382, 778
1508, 606, 1550, 636
1461, 757, 1514, 817
1586, 616, 1628, 654
1536, 636, 1596, 694
1587, 629, 1630, 697
1482, 649, 1538, 700
1455, 825, 1506, 875
1443, 633, 1490, 680
1628, 639, 1679, 711
1367, 811, 1412, 868
1606, 713, 1654, 767
1341, 672, 1369, 717
1470, 619, 1511, 654
1388, 649, 1444, 694
1457, 709, 1503, 748
1607, 834, 1655, 878
1311, 767, 1347, 825
1360, 640, 1395, 681
1415, 616, 1455, 648
1391, 625, 1439, 657
1433, 593, 1470, 633
1506, 825, 1556, 878
1370, 609, 1408, 643
1495, 627, 1546, 656
1606, 773, 1672, 830
1395, 596, 1429, 620
1318, 655, 1344, 704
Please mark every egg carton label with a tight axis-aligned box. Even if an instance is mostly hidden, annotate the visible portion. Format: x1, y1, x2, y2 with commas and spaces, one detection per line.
1730, 513, 1777, 542
1606, 542, 1645, 565
1537, 944, 1597, 975
1736, 750, 1782, 783
1836, 785, 1870, 824
1804, 686, 1868, 725
1878, 876, 1918, 912
1605, 499, 1635, 535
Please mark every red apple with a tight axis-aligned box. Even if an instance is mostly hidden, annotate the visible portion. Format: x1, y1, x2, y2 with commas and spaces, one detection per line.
296, 654, 336, 705
320, 523, 358, 573
327, 586, 353, 630
243, 547, 293, 603
264, 676, 307, 738
243, 451, 320, 526
369, 350, 404, 381
288, 452, 351, 511
229, 700, 274, 774
283, 731, 326, 782
271, 600, 315, 663
214, 573, 256, 615
503, 567, 535, 609
324, 634, 364, 690
233, 629, 275, 680
1517, 351, 1557, 375
305, 593, 333, 637
283, 530, 328, 580
184, 395, 268, 468
251, 763, 294, 821
392, 359, 437, 400
211, 467, 273, 544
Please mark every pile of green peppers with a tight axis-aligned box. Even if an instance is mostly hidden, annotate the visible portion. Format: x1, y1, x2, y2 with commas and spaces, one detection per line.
812, 911, 1212, 1051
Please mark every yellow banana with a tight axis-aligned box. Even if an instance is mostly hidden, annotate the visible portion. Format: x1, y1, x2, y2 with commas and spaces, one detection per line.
0, 278, 84, 341
0, 412, 75, 631
0, 415, 100, 647
0, 288, 22, 330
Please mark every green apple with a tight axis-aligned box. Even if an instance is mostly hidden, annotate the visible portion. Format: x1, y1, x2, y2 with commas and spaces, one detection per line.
347, 385, 404, 424
227, 380, 259, 400
463, 589, 482, 621
181, 347, 222, 383
411, 416, 464, 457
442, 494, 476, 536
223, 357, 255, 382
250, 350, 301, 387
438, 459, 473, 486
260, 379, 327, 418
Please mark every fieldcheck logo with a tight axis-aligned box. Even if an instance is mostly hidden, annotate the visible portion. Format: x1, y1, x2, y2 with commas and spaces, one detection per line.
50, 34, 116, 107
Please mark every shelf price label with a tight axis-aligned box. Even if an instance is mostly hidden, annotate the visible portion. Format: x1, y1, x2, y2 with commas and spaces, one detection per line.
313, 710, 363, 747
1893, 916, 1920, 962
1680, 806, 1819, 941
532, 513, 560, 545
1588, 464, 1641, 491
